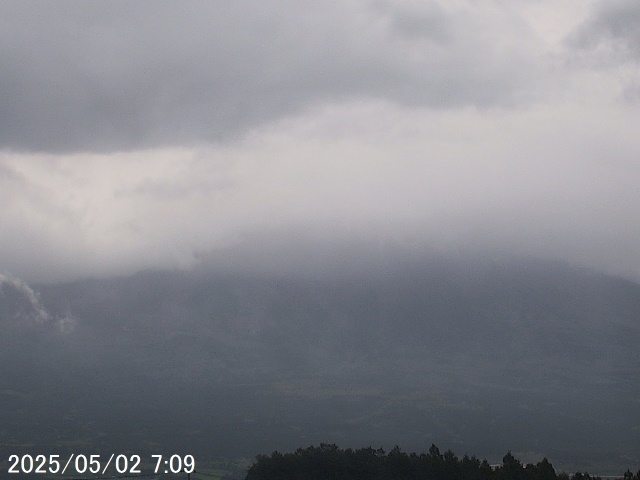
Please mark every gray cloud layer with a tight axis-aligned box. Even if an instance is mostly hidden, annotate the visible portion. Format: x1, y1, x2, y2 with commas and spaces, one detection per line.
1, 0, 640, 283
569, 0, 640, 58
1, 0, 541, 153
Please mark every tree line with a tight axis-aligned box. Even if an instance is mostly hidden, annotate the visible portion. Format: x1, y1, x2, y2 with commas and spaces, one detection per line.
245, 443, 640, 480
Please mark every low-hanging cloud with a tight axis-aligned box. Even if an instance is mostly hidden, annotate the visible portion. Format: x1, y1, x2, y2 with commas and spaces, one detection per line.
0, 272, 51, 324
0, 272, 76, 332
2, 92, 640, 283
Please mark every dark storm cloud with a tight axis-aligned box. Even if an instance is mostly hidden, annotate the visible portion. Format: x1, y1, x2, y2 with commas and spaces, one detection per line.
565, 0, 640, 100
0, 1, 539, 153
568, 0, 640, 61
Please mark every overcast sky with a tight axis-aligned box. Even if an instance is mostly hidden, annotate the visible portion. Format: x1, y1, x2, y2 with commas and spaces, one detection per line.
1, 0, 640, 283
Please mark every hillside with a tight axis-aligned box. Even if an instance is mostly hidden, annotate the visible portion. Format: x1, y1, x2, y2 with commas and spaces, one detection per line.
1, 254, 638, 473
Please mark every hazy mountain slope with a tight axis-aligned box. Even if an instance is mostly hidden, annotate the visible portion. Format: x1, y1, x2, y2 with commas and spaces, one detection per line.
1, 255, 638, 472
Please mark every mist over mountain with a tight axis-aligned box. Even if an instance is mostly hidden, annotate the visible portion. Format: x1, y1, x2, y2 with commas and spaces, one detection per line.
2, 2, 640, 478
1, 250, 638, 474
